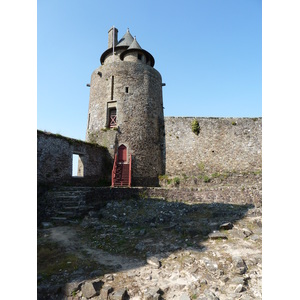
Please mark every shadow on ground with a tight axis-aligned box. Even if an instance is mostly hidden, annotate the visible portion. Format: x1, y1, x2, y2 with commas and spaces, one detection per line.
37, 197, 254, 299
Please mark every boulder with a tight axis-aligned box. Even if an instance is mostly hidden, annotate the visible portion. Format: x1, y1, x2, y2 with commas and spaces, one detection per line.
63, 281, 82, 296
242, 228, 253, 237
100, 285, 113, 300
109, 288, 129, 300
234, 284, 245, 293
232, 256, 247, 275
81, 280, 103, 299
208, 231, 228, 240
219, 222, 233, 230
146, 256, 161, 268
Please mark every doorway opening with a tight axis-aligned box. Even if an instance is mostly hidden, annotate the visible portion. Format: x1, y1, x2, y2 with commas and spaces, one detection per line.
118, 144, 127, 163
72, 154, 84, 177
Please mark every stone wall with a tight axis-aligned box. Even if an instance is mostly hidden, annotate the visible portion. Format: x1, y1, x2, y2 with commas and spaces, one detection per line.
86, 60, 165, 186
164, 117, 262, 176
37, 130, 112, 186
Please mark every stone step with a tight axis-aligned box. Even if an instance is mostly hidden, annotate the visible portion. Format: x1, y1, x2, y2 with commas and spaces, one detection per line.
51, 216, 67, 221
49, 194, 85, 199
43, 187, 99, 224
56, 211, 76, 216
63, 206, 81, 210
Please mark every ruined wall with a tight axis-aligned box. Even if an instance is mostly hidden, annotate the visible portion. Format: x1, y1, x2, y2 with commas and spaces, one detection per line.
37, 130, 112, 186
164, 117, 262, 176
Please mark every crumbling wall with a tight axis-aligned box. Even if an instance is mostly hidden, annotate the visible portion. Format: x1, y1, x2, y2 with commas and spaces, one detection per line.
37, 130, 112, 186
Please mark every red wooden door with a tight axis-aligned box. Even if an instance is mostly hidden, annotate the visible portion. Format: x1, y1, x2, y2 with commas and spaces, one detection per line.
118, 145, 127, 163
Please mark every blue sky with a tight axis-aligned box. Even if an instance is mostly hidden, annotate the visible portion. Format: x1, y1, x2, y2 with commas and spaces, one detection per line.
37, 0, 262, 141
3, 1, 300, 298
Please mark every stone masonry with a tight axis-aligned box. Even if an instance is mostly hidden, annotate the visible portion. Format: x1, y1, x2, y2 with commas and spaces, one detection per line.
37, 130, 111, 186
86, 27, 165, 186
165, 117, 262, 176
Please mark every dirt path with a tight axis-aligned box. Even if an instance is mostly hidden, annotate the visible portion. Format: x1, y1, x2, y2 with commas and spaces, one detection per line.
38, 199, 262, 299
48, 226, 145, 271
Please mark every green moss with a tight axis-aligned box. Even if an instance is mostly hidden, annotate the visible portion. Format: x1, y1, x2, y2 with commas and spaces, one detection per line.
158, 174, 169, 180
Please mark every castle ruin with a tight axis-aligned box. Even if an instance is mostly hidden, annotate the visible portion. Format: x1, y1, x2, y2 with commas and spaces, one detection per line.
37, 27, 262, 188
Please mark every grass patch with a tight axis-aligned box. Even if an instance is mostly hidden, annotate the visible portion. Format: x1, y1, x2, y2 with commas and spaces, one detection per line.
37, 242, 80, 277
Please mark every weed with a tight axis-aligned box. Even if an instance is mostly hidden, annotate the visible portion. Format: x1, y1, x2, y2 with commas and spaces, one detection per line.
191, 119, 200, 135
203, 175, 211, 183
232, 121, 237, 125
173, 177, 180, 185
211, 172, 221, 178
139, 190, 147, 200
182, 173, 188, 180
197, 162, 205, 172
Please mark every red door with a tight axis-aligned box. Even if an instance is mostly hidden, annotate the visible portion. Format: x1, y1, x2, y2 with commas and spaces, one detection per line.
118, 145, 127, 163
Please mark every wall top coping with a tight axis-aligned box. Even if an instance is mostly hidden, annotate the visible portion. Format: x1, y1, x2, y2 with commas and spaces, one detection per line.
37, 130, 107, 150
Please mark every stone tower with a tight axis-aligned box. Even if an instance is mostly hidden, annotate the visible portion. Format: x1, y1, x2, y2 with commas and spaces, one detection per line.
86, 27, 165, 186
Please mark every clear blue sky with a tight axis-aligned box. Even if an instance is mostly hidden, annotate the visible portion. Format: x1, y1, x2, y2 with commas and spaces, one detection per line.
3, 2, 300, 298
37, 0, 261, 140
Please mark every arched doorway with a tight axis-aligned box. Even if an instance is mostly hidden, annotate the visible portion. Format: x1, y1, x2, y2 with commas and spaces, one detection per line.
118, 144, 127, 163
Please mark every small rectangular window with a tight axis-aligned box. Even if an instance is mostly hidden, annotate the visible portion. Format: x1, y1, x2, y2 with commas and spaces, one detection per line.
72, 154, 84, 177
109, 108, 117, 128
125, 87, 129, 93
138, 54, 142, 60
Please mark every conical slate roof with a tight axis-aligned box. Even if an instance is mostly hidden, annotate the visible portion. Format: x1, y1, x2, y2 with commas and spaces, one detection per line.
128, 37, 142, 50
100, 27, 155, 67
117, 29, 134, 47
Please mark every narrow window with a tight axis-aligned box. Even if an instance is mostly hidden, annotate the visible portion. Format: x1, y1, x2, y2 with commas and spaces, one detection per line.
111, 76, 114, 100
72, 154, 84, 177
138, 54, 142, 60
125, 87, 129, 93
109, 108, 117, 128
87, 113, 91, 129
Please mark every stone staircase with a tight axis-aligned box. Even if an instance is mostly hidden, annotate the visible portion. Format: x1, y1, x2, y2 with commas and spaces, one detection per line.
42, 187, 96, 225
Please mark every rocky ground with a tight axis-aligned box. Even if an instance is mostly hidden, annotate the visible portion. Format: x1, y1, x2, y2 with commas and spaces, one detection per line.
37, 196, 262, 300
